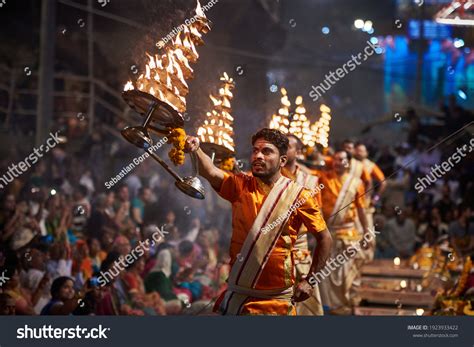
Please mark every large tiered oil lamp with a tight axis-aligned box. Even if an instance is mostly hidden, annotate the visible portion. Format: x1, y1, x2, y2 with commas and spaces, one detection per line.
121, 1, 211, 199
197, 72, 236, 169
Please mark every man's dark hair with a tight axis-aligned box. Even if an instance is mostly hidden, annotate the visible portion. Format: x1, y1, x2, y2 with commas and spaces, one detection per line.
287, 134, 304, 151
334, 148, 352, 162
342, 139, 355, 146
354, 141, 366, 148
251, 128, 289, 156
138, 187, 150, 197
115, 184, 128, 193
75, 185, 88, 198
178, 240, 194, 257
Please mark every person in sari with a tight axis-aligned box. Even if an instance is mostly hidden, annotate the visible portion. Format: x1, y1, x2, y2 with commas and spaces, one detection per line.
317, 149, 369, 315
123, 258, 166, 315
184, 128, 332, 315
2, 267, 36, 315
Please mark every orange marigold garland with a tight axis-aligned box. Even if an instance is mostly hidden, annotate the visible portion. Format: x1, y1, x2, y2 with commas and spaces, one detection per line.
219, 157, 234, 171
450, 256, 472, 297
167, 128, 186, 165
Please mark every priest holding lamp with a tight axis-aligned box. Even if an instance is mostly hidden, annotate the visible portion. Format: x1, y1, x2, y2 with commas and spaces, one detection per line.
184, 128, 332, 315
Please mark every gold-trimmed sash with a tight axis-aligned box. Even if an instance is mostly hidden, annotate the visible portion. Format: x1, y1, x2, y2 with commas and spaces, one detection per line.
327, 164, 361, 227
221, 175, 303, 315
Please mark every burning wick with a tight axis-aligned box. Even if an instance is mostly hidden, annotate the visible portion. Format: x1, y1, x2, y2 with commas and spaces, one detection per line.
412, 262, 419, 270
393, 257, 401, 267
400, 280, 407, 289
415, 308, 424, 316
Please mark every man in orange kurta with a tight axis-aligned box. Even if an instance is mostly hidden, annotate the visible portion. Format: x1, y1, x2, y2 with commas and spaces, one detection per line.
316, 149, 369, 315
184, 128, 332, 315
354, 142, 386, 261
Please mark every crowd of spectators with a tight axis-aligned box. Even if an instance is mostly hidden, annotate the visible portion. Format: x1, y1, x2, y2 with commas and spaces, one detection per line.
0, 118, 232, 316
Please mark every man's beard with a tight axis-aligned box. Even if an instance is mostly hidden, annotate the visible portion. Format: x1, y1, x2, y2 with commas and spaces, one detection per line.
252, 164, 280, 179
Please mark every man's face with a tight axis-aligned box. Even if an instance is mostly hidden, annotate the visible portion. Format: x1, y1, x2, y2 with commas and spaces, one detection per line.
343, 142, 354, 155
142, 188, 152, 203
354, 145, 367, 160
286, 137, 300, 165
30, 249, 46, 270
251, 139, 286, 179
0, 298, 16, 315
333, 151, 349, 173
119, 187, 129, 202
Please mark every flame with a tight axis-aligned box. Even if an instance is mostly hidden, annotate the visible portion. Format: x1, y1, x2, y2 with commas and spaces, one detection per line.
269, 87, 291, 134
124, 81, 134, 91
196, 0, 205, 18
310, 103, 332, 148
289, 96, 311, 145
197, 72, 236, 153
124, 1, 210, 114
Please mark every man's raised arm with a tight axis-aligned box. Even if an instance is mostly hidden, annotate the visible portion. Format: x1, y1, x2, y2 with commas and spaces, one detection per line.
185, 136, 226, 191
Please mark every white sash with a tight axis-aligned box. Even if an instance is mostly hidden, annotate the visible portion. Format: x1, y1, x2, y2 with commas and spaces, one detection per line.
221, 175, 303, 315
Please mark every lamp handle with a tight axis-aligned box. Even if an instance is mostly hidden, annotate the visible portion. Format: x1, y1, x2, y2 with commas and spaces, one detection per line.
190, 151, 199, 177
146, 149, 183, 183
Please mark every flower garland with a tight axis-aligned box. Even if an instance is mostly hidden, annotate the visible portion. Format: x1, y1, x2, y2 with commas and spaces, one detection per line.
450, 257, 472, 297
219, 157, 234, 171
167, 128, 186, 166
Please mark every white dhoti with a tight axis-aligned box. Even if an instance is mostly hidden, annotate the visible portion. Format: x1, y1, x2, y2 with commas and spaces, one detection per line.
318, 227, 365, 313
294, 233, 324, 316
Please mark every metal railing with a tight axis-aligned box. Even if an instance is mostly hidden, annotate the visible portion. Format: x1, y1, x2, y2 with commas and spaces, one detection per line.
0, 64, 129, 134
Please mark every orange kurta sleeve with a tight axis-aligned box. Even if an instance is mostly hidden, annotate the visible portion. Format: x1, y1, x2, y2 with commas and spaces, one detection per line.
295, 189, 327, 236
361, 168, 371, 188
324, 156, 333, 168
354, 183, 366, 209
217, 172, 243, 203
371, 164, 385, 182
